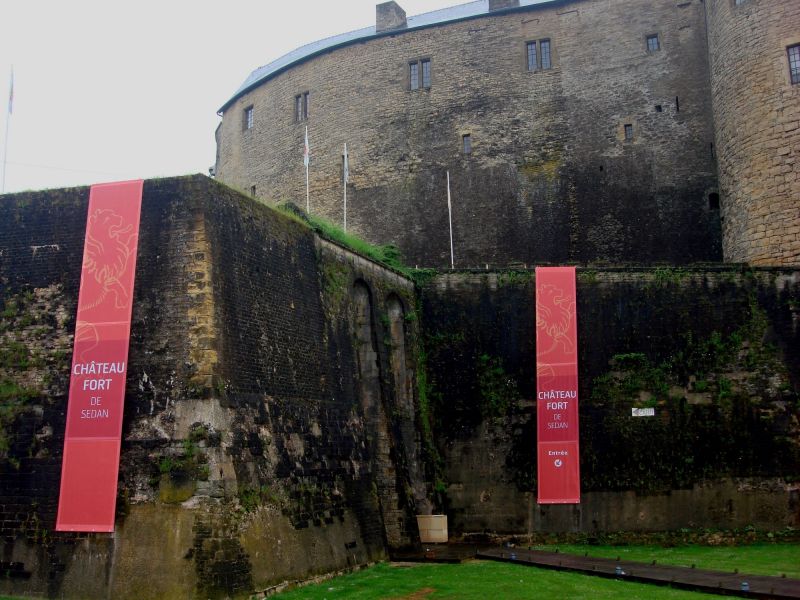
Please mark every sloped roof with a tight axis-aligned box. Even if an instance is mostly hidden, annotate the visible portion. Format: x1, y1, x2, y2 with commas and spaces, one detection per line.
218, 0, 557, 113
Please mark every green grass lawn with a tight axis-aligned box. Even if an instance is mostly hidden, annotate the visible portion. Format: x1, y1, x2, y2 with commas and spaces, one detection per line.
272, 561, 714, 599
537, 542, 800, 578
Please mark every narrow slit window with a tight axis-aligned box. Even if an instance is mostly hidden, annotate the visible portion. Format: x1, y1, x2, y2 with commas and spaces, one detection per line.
243, 105, 254, 130
675, 96, 680, 112
463, 134, 472, 154
295, 93, 309, 122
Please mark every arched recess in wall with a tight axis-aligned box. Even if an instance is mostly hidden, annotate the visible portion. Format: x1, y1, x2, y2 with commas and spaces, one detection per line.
352, 281, 381, 413
386, 294, 413, 415
352, 280, 409, 547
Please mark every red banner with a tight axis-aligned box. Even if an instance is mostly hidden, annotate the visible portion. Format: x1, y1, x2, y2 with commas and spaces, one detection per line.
535, 267, 580, 504
56, 180, 143, 532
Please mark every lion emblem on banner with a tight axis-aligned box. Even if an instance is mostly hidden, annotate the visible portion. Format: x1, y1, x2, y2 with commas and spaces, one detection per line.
536, 283, 576, 385
536, 283, 576, 355
80, 208, 135, 311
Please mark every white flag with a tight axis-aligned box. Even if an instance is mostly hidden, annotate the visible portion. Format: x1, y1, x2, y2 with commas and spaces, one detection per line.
343, 143, 349, 183
303, 126, 309, 168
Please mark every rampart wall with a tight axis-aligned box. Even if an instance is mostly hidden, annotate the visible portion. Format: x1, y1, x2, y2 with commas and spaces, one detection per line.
0, 176, 427, 599
1, 178, 798, 598
216, 0, 722, 267
706, 0, 800, 266
420, 268, 800, 536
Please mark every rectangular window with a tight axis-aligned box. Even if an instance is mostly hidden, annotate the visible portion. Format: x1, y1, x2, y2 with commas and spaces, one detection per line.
409, 60, 431, 90
463, 134, 472, 154
526, 39, 552, 71
410, 62, 419, 90
527, 41, 537, 71
646, 34, 660, 52
540, 39, 551, 69
789, 44, 800, 85
243, 106, 254, 130
624, 123, 634, 140
295, 92, 309, 122
421, 59, 431, 88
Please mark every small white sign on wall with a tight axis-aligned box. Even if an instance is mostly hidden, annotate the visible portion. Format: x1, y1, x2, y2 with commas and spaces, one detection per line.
631, 407, 655, 417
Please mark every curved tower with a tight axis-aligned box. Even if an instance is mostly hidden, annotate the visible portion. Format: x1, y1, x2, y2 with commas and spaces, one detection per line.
706, 0, 800, 265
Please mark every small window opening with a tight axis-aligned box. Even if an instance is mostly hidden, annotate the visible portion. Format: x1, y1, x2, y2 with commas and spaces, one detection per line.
646, 34, 660, 52
295, 92, 309, 122
675, 96, 680, 112
462, 134, 472, 154
788, 45, 800, 85
599, 165, 604, 171
250, 185, 256, 197
710, 142, 715, 159
708, 192, 720, 210
624, 123, 634, 141
243, 105, 254, 130
655, 104, 663, 112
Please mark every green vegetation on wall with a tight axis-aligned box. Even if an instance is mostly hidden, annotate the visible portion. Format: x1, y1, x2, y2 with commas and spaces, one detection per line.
582, 302, 799, 493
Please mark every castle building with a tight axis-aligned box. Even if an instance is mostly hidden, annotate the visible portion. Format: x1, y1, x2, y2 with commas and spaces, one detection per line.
215, 0, 799, 267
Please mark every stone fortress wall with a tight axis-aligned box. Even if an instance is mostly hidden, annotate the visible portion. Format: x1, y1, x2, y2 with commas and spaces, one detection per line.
215, 0, 726, 267
0, 176, 428, 599
0, 178, 798, 599
705, 0, 800, 266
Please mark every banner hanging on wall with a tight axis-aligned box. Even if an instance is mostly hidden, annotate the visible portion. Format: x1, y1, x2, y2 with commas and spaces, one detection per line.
56, 180, 143, 532
535, 266, 580, 504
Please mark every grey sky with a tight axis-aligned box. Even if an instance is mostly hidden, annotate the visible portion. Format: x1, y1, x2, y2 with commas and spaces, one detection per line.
0, 0, 456, 193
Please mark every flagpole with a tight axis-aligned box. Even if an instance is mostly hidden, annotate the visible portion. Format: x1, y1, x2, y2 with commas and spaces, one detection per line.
1, 107, 9, 193
343, 143, 348, 233
304, 125, 310, 213
447, 170, 454, 269
2, 67, 11, 194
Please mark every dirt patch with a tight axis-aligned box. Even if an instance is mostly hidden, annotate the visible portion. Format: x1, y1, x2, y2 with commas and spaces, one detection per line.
386, 587, 436, 600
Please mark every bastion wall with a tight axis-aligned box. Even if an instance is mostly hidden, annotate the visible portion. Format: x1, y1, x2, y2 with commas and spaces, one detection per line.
216, 0, 722, 267
0, 176, 427, 599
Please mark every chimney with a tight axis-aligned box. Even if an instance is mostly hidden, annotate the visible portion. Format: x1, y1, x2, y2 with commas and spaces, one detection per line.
376, 1, 407, 33
488, 0, 520, 10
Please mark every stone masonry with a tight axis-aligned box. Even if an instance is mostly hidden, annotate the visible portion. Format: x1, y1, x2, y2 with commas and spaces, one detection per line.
216, 0, 723, 267
706, 0, 800, 266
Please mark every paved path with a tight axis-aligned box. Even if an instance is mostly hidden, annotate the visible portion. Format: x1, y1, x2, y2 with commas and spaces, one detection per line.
477, 547, 800, 599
